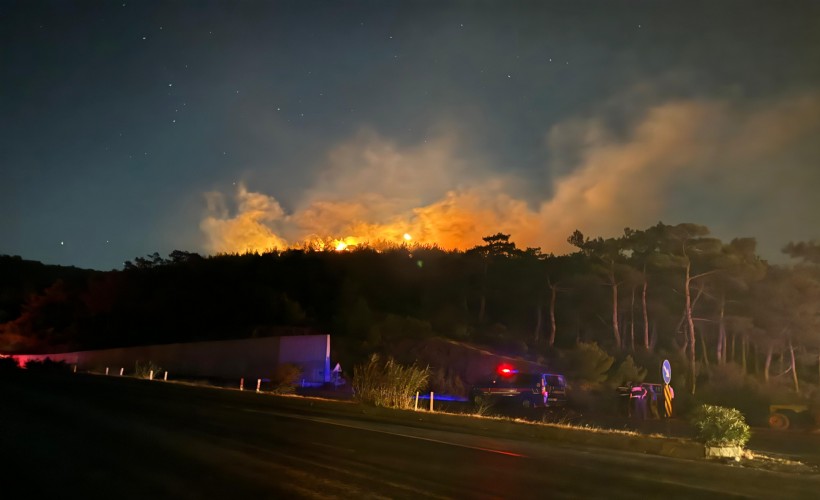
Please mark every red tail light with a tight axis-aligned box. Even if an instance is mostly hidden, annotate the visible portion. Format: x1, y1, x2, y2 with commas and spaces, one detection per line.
497, 364, 518, 376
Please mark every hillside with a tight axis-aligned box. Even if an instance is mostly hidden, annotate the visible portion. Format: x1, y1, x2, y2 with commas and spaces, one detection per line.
2, 224, 819, 402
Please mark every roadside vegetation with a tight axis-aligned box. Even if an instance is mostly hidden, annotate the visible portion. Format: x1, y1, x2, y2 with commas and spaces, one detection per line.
690, 404, 751, 448
134, 360, 163, 379
0, 349, 809, 472
2, 222, 820, 424
271, 363, 302, 394
0, 355, 20, 374
23, 357, 71, 374
353, 354, 429, 409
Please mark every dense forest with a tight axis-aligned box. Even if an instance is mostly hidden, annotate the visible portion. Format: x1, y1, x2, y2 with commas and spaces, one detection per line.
2, 222, 820, 402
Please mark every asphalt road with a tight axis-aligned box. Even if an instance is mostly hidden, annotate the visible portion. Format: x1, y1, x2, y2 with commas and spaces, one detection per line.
420, 397, 820, 467
2, 373, 819, 499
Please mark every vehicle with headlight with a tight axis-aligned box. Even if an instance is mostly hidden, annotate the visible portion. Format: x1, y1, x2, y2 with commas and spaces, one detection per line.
469, 364, 567, 409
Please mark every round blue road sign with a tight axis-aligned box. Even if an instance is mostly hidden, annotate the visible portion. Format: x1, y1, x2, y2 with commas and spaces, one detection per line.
662, 359, 671, 385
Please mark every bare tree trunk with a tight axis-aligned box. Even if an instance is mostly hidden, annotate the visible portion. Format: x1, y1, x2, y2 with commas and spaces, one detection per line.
630, 286, 636, 352
724, 335, 729, 365
675, 318, 689, 358
741, 335, 747, 372
685, 261, 697, 394
788, 338, 799, 394
730, 332, 736, 364
549, 283, 557, 347
478, 260, 487, 322
753, 342, 759, 375
673, 309, 688, 353
700, 327, 710, 367
611, 264, 621, 349
764, 344, 773, 383
642, 269, 650, 350
716, 294, 726, 364
575, 312, 581, 345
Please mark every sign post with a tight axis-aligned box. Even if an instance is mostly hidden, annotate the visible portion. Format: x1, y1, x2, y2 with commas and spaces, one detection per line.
662, 359, 673, 418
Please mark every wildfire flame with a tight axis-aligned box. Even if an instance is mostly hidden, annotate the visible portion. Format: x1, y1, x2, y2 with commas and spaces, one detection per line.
201, 94, 820, 258
330, 236, 363, 252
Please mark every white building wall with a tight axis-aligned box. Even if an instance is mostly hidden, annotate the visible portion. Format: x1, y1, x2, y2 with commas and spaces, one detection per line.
13, 334, 330, 383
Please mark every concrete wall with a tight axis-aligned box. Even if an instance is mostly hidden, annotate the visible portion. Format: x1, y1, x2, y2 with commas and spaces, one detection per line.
280, 335, 331, 384
13, 335, 331, 384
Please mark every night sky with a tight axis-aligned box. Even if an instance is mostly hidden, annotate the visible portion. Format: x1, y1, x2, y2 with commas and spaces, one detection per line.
3, 1, 820, 270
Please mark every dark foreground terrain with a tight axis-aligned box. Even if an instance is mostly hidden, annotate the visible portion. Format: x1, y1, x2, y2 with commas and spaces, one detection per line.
2, 373, 819, 499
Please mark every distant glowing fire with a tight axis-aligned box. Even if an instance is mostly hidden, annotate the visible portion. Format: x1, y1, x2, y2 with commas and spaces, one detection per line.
199, 132, 563, 255
200, 93, 820, 257
199, 181, 542, 255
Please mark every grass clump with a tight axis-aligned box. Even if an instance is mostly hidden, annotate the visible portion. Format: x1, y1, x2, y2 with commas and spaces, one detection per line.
353, 354, 429, 409
690, 404, 751, 447
271, 363, 302, 394
472, 397, 496, 416
134, 360, 162, 379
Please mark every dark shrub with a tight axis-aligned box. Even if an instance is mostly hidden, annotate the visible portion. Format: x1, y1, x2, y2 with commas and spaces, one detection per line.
0, 356, 20, 373
690, 404, 751, 447
697, 364, 783, 426
271, 363, 302, 394
428, 366, 466, 397
24, 358, 71, 374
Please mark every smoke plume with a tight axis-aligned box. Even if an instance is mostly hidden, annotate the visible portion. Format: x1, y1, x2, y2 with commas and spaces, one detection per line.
201, 93, 820, 257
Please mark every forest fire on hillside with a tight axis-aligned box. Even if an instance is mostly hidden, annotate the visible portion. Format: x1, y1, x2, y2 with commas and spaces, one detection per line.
200, 92, 820, 258
199, 180, 549, 255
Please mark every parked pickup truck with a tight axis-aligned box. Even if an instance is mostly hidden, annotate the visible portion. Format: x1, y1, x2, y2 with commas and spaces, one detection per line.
470, 368, 568, 409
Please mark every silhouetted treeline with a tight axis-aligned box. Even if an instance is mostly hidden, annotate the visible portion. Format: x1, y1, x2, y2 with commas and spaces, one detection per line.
0, 255, 100, 325
2, 222, 819, 396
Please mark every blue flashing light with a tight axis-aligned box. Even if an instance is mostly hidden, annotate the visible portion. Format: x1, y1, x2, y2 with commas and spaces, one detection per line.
416, 394, 469, 402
